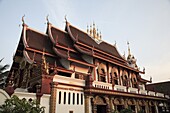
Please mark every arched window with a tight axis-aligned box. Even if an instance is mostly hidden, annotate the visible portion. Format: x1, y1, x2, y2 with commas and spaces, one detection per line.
122, 70, 128, 86
97, 63, 107, 82
114, 72, 118, 85
131, 73, 138, 88
112, 67, 119, 85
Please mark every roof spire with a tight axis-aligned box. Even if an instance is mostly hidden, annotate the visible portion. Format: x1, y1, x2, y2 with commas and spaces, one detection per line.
99, 31, 102, 40
87, 25, 89, 34
127, 41, 131, 56
114, 41, 117, 47
93, 22, 96, 38
22, 15, 25, 25
90, 25, 92, 36
96, 28, 99, 39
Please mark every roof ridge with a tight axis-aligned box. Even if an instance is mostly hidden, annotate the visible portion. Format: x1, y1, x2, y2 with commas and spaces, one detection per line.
27, 27, 48, 37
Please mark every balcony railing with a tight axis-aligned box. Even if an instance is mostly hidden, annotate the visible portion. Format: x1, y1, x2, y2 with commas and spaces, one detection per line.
139, 89, 147, 95
148, 91, 156, 96
92, 81, 168, 99
93, 81, 112, 90
128, 87, 138, 94
156, 92, 164, 97
114, 85, 127, 92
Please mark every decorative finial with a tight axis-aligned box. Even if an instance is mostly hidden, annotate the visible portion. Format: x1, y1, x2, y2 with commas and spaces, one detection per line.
93, 22, 96, 38
96, 28, 99, 39
90, 25, 92, 36
22, 15, 25, 24
127, 41, 131, 56
99, 31, 102, 40
143, 67, 145, 73
41, 48, 49, 74
150, 76, 152, 83
65, 15, 67, 22
114, 41, 117, 47
87, 25, 89, 34
46, 14, 49, 23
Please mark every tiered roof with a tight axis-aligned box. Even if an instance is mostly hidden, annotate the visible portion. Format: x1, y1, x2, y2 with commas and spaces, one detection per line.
11, 20, 146, 79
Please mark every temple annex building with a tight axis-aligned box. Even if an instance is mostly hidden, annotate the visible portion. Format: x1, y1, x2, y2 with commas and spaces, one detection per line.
5, 18, 169, 113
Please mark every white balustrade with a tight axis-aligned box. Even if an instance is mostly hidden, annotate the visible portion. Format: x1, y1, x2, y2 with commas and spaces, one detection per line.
139, 89, 147, 95
156, 92, 164, 97
148, 91, 156, 96
114, 85, 127, 92
93, 81, 112, 90
128, 87, 138, 94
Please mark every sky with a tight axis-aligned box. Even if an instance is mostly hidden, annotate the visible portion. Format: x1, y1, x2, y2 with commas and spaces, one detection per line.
0, 0, 170, 83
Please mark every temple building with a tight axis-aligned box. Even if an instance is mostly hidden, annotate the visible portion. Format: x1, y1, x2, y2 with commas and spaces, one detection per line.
5, 18, 169, 113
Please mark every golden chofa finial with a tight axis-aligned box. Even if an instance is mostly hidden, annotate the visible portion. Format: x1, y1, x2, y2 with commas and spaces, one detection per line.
65, 15, 67, 22
22, 15, 25, 24
46, 14, 49, 23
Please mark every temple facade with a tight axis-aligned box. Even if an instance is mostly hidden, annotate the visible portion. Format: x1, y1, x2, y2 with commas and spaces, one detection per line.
6, 19, 169, 113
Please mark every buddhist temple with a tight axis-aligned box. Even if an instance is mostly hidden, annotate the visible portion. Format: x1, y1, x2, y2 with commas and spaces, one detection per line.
6, 17, 169, 113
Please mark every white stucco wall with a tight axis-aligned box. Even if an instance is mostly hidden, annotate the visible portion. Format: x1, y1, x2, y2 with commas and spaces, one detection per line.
56, 88, 84, 113
13, 89, 50, 113
40, 94, 50, 113
0, 89, 10, 105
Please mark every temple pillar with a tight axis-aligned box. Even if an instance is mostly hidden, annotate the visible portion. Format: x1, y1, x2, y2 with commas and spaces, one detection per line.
21, 68, 28, 88
105, 96, 111, 113
136, 99, 140, 113
93, 67, 96, 81
154, 101, 159, 113
145, 100, 149, 113
119, 69, 122, 86
110, 98, 114, 112
85, 95, 90, 113
93, 105, 97, 113
49, 82, 58, 113
124, 98, 128, 108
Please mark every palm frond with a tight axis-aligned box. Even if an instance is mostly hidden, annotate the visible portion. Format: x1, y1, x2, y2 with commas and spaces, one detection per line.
0, 58, 4, 63
0, 58, 9, 74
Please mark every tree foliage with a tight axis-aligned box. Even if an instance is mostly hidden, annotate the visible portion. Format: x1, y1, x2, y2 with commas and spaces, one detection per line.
0, 95, 45, 113
120, 107, 133, 113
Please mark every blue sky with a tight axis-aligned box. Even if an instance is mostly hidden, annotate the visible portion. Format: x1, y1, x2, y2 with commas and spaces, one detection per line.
0, 0, 170, 83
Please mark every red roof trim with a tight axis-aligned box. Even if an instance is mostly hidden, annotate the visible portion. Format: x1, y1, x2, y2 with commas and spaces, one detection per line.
47, 23, 55, 44
74, 44, 92, 56
22, 24, 29, 48
66, 22, 77, 42
53, 47, 68, 59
